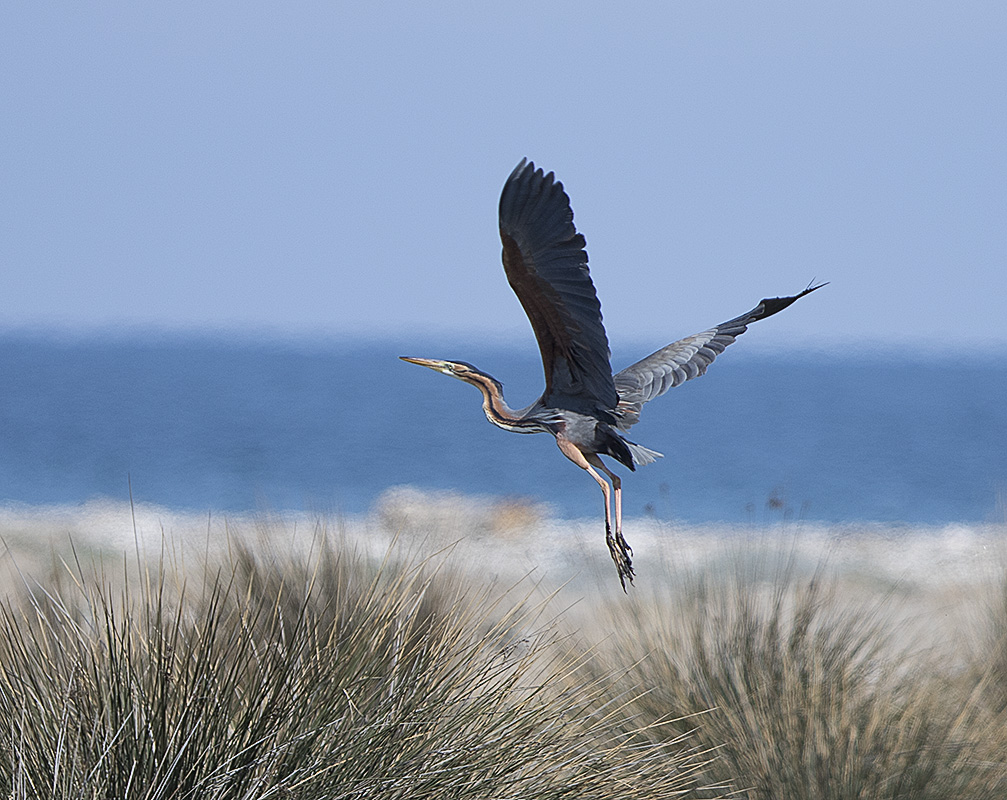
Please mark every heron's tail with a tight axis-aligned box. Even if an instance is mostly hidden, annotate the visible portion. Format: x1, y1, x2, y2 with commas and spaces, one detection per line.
626, 441, 663, 467
600, 425, 664, 471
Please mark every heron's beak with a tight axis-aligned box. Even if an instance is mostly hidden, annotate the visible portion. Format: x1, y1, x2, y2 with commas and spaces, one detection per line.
399, 356, 445, 371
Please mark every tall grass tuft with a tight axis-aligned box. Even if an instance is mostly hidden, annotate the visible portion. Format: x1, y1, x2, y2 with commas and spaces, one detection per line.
585, 556, 1007, 799
0, 530, 707, 799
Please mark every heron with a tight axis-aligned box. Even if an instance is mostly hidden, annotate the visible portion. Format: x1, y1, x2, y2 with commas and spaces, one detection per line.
402, 159, 824, 589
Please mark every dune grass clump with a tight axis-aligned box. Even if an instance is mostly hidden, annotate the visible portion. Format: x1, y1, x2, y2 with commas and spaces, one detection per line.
585, 559, 1007, 799
0, 535, 708, 799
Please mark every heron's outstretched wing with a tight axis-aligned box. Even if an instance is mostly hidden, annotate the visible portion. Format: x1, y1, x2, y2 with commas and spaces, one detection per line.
612, 283, 826, 430
499, 159, 619, 417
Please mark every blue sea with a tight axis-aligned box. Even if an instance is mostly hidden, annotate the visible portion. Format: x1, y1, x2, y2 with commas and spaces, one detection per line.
1, 331, 1005, 525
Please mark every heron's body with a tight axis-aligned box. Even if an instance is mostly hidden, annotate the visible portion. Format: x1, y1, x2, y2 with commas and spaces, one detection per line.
442, 362, 645, 467
402, 159, 824, 588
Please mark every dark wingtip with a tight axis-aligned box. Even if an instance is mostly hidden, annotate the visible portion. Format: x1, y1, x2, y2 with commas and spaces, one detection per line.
508, 157, 530, 181
504, 157, 561, 197
756, 279, 828, 320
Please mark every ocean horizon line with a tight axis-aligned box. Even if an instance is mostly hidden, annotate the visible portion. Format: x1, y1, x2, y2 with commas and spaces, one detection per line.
2, 322, 1007, 362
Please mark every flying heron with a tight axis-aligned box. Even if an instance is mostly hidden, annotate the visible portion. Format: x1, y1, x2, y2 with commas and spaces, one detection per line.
402, 159, 824, 589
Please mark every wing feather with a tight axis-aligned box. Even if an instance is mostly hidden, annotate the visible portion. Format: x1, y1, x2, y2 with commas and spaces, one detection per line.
612, 283, 826, 429
499, 159, 619, 416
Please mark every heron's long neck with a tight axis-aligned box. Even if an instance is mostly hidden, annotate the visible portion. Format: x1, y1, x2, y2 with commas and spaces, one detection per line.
467, 375, 541, 433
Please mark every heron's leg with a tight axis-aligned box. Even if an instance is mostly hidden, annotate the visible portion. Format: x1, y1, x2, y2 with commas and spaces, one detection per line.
556, 436, 634, 589
586, 455, 633, 588
591, 457, 631, 558
556, 438, 614, 530
586, 463, 634, 590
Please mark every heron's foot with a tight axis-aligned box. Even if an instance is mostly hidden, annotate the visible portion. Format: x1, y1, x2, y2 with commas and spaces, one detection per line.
606, 526, 635, 592
616, 529, 633, 557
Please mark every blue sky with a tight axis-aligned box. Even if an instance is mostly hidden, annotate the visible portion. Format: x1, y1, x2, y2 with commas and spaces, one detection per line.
2, 2, 1005, 351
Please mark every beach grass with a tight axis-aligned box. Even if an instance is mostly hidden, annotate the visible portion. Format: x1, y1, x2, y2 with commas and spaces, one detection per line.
0, 501, 1006, 798
582, 559, 1007, 798
0, 521, 705, 799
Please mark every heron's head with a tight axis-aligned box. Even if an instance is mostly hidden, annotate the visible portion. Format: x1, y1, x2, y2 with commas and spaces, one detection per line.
399, 357, 500, 390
